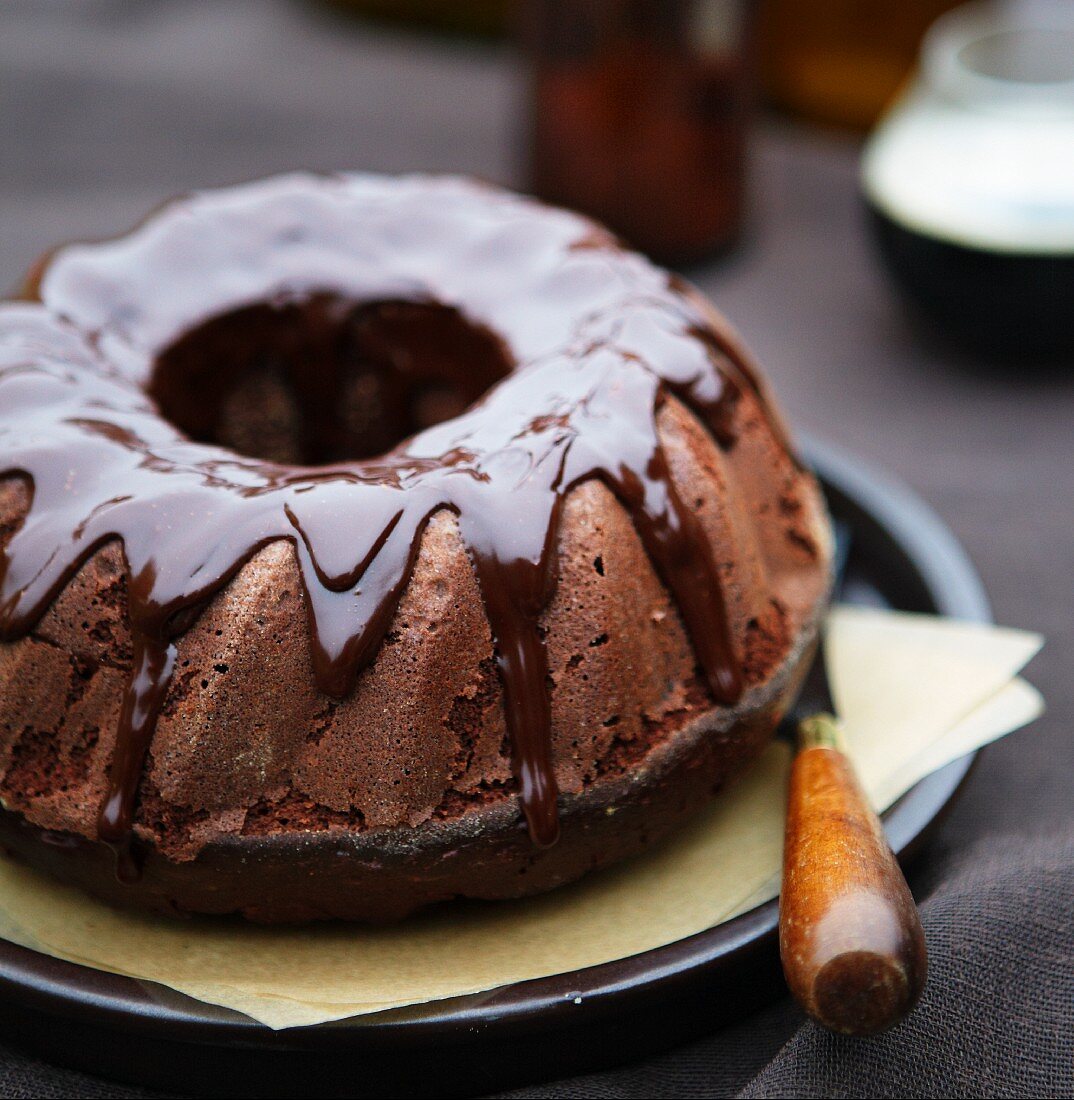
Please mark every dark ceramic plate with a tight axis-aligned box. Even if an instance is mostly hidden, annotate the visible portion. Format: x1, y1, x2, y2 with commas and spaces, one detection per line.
0, 437, 991, 1098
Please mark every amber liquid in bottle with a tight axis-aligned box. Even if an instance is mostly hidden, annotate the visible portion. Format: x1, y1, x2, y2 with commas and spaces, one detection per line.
760, 0, 964, 130
524, 0, 754, 263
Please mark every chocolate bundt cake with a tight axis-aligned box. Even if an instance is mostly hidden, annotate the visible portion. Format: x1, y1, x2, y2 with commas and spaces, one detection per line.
0, 174, 830, 921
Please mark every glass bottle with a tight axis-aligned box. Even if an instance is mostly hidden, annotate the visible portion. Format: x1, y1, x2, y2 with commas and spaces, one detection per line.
523, 0, 756, 262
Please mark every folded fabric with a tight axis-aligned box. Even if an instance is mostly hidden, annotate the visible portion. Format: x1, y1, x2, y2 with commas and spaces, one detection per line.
500, 831, 1074, 1099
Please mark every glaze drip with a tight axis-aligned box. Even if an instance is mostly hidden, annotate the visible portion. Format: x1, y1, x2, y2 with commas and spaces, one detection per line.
0, 174, 793, 872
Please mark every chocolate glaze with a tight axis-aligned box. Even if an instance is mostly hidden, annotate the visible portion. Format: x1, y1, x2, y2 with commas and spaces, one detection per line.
0, 174, 793, 873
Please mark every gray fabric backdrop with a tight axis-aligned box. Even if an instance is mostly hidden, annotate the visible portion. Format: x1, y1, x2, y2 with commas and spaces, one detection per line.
0, 2, 1071, 1096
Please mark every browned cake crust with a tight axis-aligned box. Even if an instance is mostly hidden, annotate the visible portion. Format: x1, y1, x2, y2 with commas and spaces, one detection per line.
0, 175, 830, 921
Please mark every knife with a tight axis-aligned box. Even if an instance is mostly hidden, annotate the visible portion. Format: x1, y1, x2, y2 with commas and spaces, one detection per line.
778, 524, 927, 1035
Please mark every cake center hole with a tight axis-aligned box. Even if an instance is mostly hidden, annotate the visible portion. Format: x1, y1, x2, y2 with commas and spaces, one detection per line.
150, 298, 513, 465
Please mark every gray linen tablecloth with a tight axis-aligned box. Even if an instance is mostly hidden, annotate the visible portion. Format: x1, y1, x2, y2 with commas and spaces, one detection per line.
1, 3, 1071, 1097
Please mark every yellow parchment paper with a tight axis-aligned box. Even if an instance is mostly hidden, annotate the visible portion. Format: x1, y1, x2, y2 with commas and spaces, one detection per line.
0, 607, 1043, 1029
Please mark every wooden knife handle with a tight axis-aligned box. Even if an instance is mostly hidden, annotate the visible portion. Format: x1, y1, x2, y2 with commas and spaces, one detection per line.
779, 713, 927, 1035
